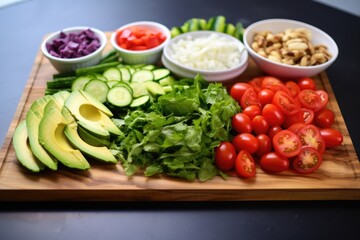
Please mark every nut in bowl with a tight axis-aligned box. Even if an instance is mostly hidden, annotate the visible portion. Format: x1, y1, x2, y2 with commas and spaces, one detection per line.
110, 21, 171, 65
41, 26, 107, 73
243, 19, 338, 78
162, 31, 248, 82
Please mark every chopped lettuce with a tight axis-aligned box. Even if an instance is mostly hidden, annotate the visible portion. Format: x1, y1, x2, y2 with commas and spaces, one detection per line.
110, 75, 240, 181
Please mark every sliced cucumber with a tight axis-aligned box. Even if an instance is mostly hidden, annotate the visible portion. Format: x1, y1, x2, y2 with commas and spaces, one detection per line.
107, 80, 120, 88
211, 15, 226, 32
145, 81, 165, 96
206, 17, 215, 30
131, 70, 154, 83
84, 79, 109, 103
141, 64, 156, 71
71, 75, 94, 92
152, 68, 170, 81
188, 18, 200, 31
234, 22, 245, 41
159, 76, 175, 86
130, 95, 150, 108
129, 82, 149, 98
103, 67, 121, 81
180, 22, 190, 33
170, 27, 182, 38
107, 86, 133, 107
127, 67, 136, 75
91, 73, 108, 81
113, 81, 133, 95
162, 85, 173, 93
225, 23, 236, 36
118, 67, 131, 82
199, 18, 207, 30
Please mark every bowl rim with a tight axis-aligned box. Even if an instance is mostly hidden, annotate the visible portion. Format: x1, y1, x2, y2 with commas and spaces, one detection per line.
110, 21, 171, 55
41, 26, 107, 63
243, 18, 339, 70
163, 30, 248, 74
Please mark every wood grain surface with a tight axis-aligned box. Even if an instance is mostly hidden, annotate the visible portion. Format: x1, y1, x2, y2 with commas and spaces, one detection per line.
0, 34, 359, 201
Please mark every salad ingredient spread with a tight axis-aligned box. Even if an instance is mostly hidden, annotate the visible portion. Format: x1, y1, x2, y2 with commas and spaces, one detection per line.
46, 29, 101, 59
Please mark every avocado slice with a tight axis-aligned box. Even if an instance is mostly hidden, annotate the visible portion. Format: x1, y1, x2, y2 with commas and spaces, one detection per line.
62, 107, 117, 163
77, 125, 111, 147
53, 91, 70, 106
38, 100, 90, 170
26, 96, 58, 170
65, 90, 121, 136
13, 120, 45, 172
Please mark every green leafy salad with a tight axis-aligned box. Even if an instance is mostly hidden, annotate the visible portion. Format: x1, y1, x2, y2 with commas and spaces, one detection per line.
110, 75, 240, 182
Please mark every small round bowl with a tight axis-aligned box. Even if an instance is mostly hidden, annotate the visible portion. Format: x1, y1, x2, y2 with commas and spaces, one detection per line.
162, 31, 248, 82
110, 21, 171, 64
41, 26, 107, 73
243, 19, 338, 78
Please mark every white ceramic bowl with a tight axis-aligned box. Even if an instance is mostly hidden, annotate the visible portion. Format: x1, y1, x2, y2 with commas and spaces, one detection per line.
110, 21, 171, 64
162, 31, 248, 82
41, 26, 107, 73
243, 19, 338, 78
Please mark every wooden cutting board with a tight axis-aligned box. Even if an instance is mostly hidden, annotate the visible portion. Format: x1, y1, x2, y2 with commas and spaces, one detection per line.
0, 33, 359, 201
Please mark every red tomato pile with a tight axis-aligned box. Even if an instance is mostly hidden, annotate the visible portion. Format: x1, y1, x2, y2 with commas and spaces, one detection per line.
215, 76, 343, 178
116, 26, 166, 51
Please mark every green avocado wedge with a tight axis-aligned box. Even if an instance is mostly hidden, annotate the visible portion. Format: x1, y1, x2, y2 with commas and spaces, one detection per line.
13, 120, 45, 172
38, 100, 90, 170
62, 107, 117, 164
26, 96, 58, 170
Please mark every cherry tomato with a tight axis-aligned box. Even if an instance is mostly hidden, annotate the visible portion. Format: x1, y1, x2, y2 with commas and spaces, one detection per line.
249, 76, 264, 93
240, 87, 261, 109
242, 105, 262, 119
297, 89, 321, 110
282, 110, 304, 128
297, 124, 325, 154
267, 125, 283, 140
256, 134, 273, 157
235, 150, 256, 178
260, 152, 289, 173
258, 88, 275, 106
315, 90, 329, 112
314, 108, 334, 128
214, 142, 236, 171
285, 81, 301, 97
262, 104, 285, 126
319, 128, 343, 148
293, 147, 322, 174
272, 90, 300, 115
287, 123, 306, 135
230, 83, 252, 102
301, 108, 314, 124
297, 77, 316, 90
252, 115, 269, 135
232, 133, 260, 154
273, 130, 302, 158
261, 76, 283, 89
232, 113, 253, 133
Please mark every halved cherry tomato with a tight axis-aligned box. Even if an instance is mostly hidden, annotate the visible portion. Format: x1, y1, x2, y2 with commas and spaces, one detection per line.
258, 88, 275, 106
297, 77, 316, 90
273, 130, 302, 158
214, 142, 236, 171
262, 104, 285, 126
293, 147, 322, 174
287, 123, 306, 135
315, 90, 329, 112
249, 77, 264, 93
230, 83, 252, 102
232, 133, 259, 154
301, 108, 314, 124
314, 108, 334, 128
285, 81, 301, 97
235, 150, 256, 178
297, 89, 321, 110
297, 124, 325, 154
252, 115, 269, 135
261, 76, 283, 89
242, 105, 262, 119
319, 128, 343, 148
256, 134, 272, 157
282, 110, 304, 128
240, 87, 261, 109
260, 152, 289, 173
232, 113, 252, 133
272, 90, 300, 115
267, 125, 282, 140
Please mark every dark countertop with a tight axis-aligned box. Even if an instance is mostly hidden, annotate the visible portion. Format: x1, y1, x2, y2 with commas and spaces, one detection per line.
0, 0, 359, 239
